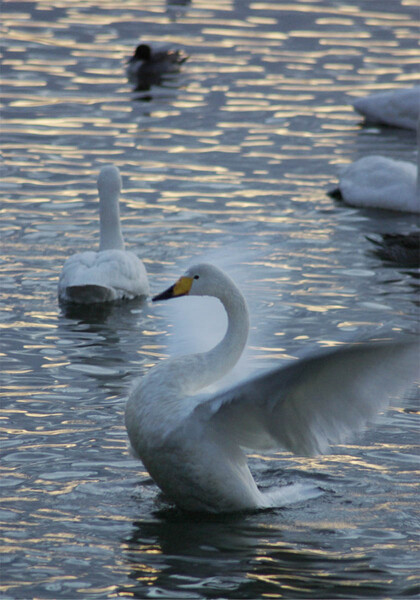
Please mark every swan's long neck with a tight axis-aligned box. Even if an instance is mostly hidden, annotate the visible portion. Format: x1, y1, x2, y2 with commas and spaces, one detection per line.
99, 187, 125, 251
179, 283, 250, 395
205, 288, 249, 384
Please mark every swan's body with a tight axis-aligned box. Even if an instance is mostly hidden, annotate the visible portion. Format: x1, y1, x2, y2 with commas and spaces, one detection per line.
367, 232, 420, 268
336, 155, 419, 212
58, 165, 149, 304
127, 44, 188, 89
353, 87, 420, 130
125, 264, 419, 513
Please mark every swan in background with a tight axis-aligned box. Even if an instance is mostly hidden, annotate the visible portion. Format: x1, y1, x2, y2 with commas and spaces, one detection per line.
125, 263, 419, 513
331, 155, 419, 212
58, 165, 149, 304
367, 231, 420, 268
352, 86, 420, 130
127, 43, 188, 90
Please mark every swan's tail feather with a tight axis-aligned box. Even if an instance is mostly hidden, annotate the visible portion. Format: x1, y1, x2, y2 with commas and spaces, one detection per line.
261, 482, 323, 509
64, 284, 115, 304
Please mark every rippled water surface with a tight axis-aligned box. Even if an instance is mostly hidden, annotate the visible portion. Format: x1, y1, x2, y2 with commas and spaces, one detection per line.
1, 0, 419, 598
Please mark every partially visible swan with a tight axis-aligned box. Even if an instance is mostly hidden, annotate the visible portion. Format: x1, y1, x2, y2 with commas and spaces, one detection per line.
125, 263, 419, 513
58, 165, 149, 304
352, 87, 420, 130
332, 155, 419, 213
127, 44, 188, 89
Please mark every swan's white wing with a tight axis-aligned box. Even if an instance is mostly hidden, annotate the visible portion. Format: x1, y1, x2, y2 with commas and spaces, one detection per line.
192, 340, 419, 456
93, 250, 149, 298
59, 249, 149, 302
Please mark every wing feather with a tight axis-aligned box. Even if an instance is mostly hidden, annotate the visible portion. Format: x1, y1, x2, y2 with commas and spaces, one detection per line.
59, 249, 148, 300
192, 340, 419, 456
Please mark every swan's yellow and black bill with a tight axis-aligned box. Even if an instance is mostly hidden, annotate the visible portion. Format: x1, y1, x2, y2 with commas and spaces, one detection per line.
153, 276, 193, 302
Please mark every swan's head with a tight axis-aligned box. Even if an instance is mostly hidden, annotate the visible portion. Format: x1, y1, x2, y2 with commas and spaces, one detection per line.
153, 263, 229, 302
97, 165, 122, 197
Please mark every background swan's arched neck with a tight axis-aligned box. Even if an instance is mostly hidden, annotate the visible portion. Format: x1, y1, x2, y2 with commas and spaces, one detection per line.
99, 188, 125, 251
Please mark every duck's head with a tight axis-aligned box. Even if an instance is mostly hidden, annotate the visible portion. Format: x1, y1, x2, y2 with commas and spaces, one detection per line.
131, 44, 152, 62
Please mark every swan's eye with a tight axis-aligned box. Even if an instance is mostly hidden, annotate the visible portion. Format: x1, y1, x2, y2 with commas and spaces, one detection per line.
193, 275, 199, 280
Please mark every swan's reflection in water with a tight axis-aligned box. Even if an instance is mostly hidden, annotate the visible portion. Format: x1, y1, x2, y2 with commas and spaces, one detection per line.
121, 508, 392, 599
123, 513, 269, 597
60, 295, 149, 326
56, 297, 152, 393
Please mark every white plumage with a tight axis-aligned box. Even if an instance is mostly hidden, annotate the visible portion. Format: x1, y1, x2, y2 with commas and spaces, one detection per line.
58, 165, 149, 304
337, 155, 419, 212
125, 263, 419, 513
352, 86, 420, 130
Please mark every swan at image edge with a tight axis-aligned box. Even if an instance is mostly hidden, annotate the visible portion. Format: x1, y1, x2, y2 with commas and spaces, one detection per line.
352, 86, 420, 130
58, 165, 149, 304
125, 263, 419, 513
335, 155, 419, 212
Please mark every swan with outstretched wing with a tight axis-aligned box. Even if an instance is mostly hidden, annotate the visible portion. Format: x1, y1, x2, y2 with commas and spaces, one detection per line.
125, 263, 419, 513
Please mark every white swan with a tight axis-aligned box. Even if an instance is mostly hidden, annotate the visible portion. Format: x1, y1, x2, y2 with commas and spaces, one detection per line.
58, 165, 149, 304
125, 263, 419, 513
336, 155, 419, 212
352, 87, 420, 130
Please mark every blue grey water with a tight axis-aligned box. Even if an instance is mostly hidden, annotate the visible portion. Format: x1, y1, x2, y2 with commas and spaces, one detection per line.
1, 0, 419, 598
